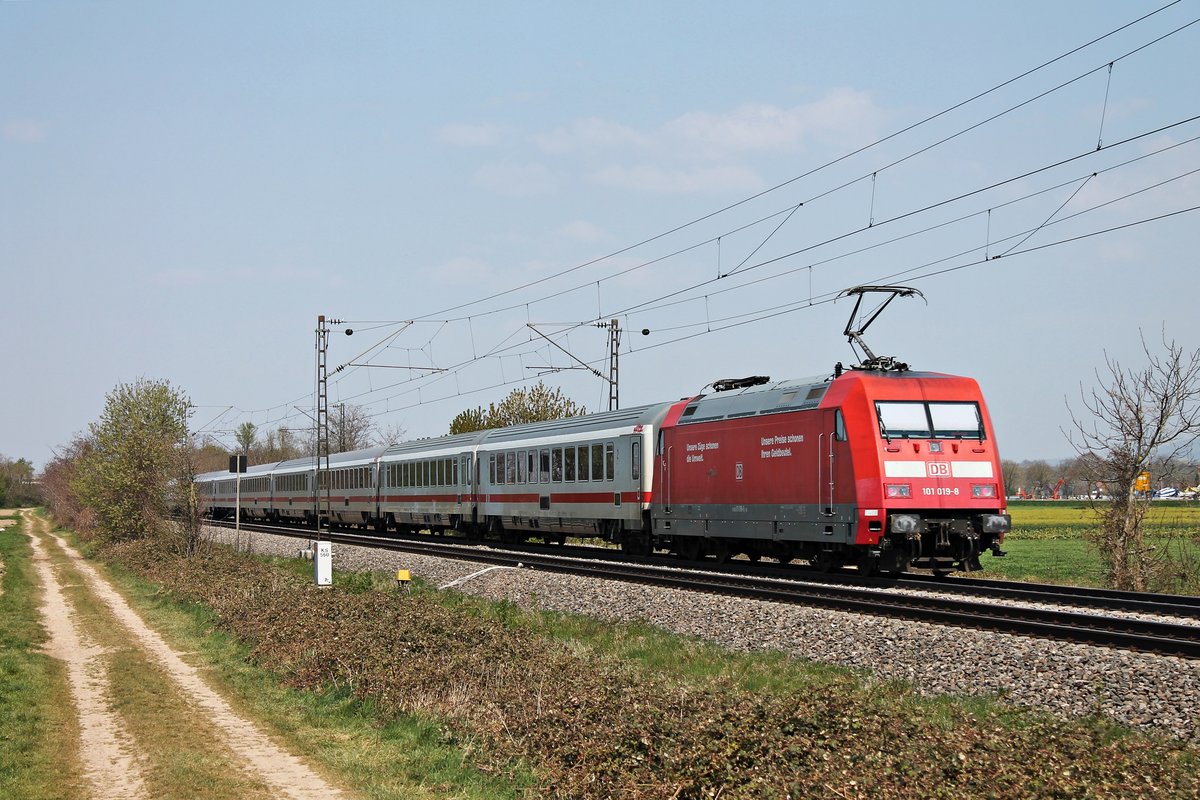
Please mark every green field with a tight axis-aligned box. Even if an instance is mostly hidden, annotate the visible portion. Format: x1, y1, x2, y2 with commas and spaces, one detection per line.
973, 501, 1200, 591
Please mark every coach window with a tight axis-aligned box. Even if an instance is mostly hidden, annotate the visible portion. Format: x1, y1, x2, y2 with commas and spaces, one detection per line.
577, 445, 589, 482
505, 452, 516, 484
604, 442, 615, 481
489, 454, 496, 484
517, 450, 527, 483
591, 444, 604, 480
527, 451, 538, 483
564, 447, 576, 482
552, 448, 563, 482
835, 409, 847, 442
540, 449, 551, 483
631, 440, 641, 481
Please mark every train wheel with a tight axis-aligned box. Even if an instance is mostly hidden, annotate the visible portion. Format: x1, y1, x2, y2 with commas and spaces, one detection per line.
620, 531, 650, 557
856, 552, 880, 577
708, 540, 730, 564
812, 549, 844, 573
678, 537, 702, 561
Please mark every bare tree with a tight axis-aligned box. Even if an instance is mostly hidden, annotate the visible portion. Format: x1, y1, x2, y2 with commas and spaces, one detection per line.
168, 435, 206, 555
1023, 460, 1054, 497
1001, 460, 1023, 499
1067, 334, 1200, 591
375, 422, 407, 447
299, 403, 376, 454
251, 426, 306, 463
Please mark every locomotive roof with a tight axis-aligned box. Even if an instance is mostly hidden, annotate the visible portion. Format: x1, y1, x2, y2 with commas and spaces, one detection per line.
678, 375, 833, 426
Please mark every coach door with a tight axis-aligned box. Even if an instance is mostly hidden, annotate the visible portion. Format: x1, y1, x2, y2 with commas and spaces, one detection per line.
818, 409, 850, 517
658, 429, 672, 514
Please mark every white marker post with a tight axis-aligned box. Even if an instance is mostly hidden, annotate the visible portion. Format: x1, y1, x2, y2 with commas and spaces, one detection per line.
314, 541, 333, 586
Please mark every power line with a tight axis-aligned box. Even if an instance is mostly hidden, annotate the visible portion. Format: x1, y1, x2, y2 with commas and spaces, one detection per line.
405, 3, 1187, 323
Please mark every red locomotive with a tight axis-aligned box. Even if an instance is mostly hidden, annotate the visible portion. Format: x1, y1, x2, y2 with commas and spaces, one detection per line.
650, 367, 1009, 574
648, 286, 1009, 574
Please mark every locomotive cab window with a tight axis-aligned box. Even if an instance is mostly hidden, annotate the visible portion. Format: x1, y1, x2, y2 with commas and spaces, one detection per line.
875, 401, 984, 440
929, 402, 984, 440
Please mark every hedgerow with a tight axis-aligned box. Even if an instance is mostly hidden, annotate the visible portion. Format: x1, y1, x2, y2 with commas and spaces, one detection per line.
102, 540, 1200, 798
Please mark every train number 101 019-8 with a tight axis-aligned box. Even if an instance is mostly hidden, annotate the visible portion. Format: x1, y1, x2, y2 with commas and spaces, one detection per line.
922, 487, 960, 496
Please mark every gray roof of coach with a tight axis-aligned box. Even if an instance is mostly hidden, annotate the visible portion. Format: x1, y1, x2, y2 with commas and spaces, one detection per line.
381, 430, 490, 458
479, 403, 669, 444
327, 446, 388, 466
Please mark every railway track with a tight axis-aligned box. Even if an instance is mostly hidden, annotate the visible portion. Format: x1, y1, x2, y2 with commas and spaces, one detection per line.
209, 519, 1200, 660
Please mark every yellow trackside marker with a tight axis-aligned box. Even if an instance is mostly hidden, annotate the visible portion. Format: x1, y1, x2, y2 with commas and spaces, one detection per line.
395, 569, 412, 591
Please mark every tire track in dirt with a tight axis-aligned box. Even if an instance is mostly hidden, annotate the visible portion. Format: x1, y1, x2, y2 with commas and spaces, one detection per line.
31, 513, 348, 800
27, 510, 149, 800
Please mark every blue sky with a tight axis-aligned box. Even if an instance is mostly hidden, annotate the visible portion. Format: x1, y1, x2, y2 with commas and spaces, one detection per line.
3, 1, 1198, 470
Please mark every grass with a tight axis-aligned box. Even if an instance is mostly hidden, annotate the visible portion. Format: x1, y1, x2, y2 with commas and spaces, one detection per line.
1008, 499, 1200, 529
5, 514, 527, 800
984, 501, 1200, 590
0, 514, 85, 800
97, 555, 532, 800
44, 527, 1200, 797
39, 525, 282, 800
975, 537, 1108, 585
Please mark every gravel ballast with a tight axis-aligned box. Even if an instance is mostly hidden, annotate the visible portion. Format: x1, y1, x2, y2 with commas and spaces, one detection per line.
207, 526, 1200, 741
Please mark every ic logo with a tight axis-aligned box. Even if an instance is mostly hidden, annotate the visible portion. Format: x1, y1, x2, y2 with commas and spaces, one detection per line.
928, 462, 950, 477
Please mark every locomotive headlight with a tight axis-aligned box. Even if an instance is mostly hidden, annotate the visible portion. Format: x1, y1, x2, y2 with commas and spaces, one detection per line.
971, 483, 997, 499
885, 483, 911, 499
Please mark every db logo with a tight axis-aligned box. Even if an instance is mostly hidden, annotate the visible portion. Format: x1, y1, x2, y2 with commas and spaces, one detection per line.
927, 462, 950, 477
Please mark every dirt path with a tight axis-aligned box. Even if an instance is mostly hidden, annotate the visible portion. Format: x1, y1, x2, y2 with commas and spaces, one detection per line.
27, 511, 348, 800
27, 511, 148, 800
